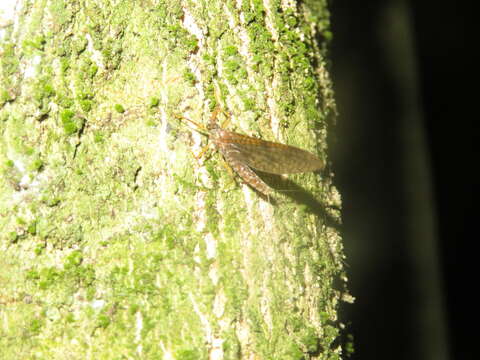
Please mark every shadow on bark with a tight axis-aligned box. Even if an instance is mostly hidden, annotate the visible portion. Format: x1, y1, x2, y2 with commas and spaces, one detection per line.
255, 171, 341, 230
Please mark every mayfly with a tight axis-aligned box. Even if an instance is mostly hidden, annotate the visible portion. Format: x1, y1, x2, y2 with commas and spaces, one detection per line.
180, 109, 324, 196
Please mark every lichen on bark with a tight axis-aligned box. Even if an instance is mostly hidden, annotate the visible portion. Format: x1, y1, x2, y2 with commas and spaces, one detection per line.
0, 1, 350, 359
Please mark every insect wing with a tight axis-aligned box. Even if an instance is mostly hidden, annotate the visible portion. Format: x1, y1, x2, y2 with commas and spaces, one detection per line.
225, 132, 324, 174
224, 152, 272, 195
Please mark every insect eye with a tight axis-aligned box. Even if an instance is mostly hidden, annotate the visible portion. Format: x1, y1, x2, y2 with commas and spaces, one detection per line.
206, 123, 217, 131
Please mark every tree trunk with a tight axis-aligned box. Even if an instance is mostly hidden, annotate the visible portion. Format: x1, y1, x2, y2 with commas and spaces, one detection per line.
0, 1, 348, 359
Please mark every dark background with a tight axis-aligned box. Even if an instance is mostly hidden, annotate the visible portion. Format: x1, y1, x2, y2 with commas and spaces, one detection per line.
329, 1, 472, 359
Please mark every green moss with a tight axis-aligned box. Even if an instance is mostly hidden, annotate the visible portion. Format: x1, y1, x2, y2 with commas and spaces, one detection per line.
86, 285, 96, 300
64, 118, 77, 135
221, 335, 241, 359
303, 76, 316, 91
184, 37, 198, 53
0, 2, 341, 357
29, 158, 43, 171
205, 83, 217, 111
175, 349, 201, 360
322, 30, 333, 41
114, 104, 125, 113
81, 267, 96, 286
285, 11, 298, 27
43, 196, 60, 207
165, 24, 198, 54
38, 267, 61, 289
49, 0, 72, 28
8, 231, 18, 243
60, 109, 78, 134
59, 57, 70, 72
223, 45, 238, 56
79, 99, 93, 112
25, 269, 40, 281
223, 59, 240, 72
245, 19, 275, 69
344, 333, 355, 356
129, 303, 140, 315
284, 343, 304, 360
76, 89, 93, 100
27, 221, 37, 235
73, 37, 88, 54
32, 78, 56, 104
28, 318, 44, 336
93, 131, 104, 143
202, 53, 215, 65
148, 97, 160, 108
96, 313, 111, 328
23, 35, 46, 51
0, 89, 11, 106
145, 118, 157, 127
56, 92, 74, 108
34, 245, 44, 255
183, 69, 196, 85
64, 250, 83, 269
0, 110, 9, 122
242, 97, 255, 111
301, 327, 320, 353
22, 145, 33, 156
0, 42, 19, 75
101, 38, 123, 70
43, 82, 55, 97
65, 313, 75, 323
88, 64, 98, 78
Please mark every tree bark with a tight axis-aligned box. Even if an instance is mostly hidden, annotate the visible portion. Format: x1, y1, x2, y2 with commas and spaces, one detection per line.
0, 1, 348, 359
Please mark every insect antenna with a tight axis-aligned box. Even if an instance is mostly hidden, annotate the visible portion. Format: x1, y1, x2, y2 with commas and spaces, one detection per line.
174, 113, 209, 137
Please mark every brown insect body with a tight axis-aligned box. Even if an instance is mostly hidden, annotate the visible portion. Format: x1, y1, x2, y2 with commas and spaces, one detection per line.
208, 124, 324, 195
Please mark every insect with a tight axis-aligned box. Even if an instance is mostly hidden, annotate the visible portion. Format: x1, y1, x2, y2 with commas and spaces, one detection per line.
180, 109, 324, 196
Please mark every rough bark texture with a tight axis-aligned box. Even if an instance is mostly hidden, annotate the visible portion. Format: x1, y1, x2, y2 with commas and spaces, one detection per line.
0, 1, 348, 359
